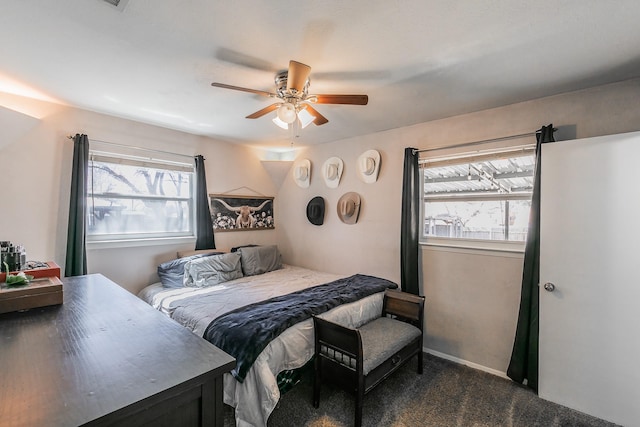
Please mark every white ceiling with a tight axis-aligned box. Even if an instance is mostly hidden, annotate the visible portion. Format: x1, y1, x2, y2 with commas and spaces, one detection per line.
2, 1, 640, 147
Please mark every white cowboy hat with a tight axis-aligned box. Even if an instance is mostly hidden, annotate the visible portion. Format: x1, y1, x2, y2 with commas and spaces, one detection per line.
357, 149, 381, 183
337, 192, 361, 224
292, 158, 311, 188
322, 157, 343, 189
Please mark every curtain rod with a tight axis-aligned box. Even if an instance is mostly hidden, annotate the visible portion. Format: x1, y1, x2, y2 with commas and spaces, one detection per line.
414, 131, 540, 155
67, 135, 195, 161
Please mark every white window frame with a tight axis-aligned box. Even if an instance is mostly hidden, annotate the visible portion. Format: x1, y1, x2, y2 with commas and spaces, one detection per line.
420, 145, 535, 252
86, 146, 196, 246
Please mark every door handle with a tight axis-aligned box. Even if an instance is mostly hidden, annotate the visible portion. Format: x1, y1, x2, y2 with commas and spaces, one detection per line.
543, 282, 556, 292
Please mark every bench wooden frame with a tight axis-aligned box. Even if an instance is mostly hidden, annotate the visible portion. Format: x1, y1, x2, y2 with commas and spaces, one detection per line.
312, 289, 425, 427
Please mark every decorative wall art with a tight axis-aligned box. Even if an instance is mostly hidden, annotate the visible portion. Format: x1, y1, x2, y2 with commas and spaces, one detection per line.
210, 195, 275, 231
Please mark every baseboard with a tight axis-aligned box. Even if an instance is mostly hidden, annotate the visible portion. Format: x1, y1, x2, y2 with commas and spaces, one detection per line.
423, 347, 510, 380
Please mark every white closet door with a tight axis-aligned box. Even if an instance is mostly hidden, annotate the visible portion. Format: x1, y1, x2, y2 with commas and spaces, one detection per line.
539, 131, 640, 426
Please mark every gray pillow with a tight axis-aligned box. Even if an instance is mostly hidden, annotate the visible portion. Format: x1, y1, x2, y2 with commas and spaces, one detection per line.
238, 245, 282, 276
183, 252, 243, 287
157, 252, 223, 288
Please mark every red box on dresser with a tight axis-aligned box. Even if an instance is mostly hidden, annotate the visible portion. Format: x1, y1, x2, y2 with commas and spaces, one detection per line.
0, 260, 61, 282
0, 262, 63, 314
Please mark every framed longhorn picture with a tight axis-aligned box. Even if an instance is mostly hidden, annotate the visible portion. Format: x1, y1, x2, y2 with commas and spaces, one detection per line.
209, 194, 275, 231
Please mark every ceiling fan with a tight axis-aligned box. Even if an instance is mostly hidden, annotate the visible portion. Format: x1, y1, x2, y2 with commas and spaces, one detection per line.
211, 60, 368, 128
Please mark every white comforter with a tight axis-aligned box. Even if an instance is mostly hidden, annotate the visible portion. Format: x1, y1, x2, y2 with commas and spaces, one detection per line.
138, 265, 384, 427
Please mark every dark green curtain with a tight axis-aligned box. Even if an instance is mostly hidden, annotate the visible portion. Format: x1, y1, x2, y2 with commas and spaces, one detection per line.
507, 124, 556, 392
401, 147, 420, 295
194, 155, 215, 250
65, 134, 89, 277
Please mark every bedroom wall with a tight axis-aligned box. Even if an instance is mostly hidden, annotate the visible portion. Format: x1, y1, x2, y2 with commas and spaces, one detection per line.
0, 91, 278, 294
4, 78, 640, 376
275, 77, 640, 375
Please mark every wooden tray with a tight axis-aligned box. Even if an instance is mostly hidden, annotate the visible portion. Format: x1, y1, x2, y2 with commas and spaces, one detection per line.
0, 276, 63, 314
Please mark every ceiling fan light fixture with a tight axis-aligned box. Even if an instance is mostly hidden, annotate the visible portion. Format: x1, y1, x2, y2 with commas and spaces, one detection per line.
297, 106, 315, 129
211, 59, 369, 129
277, 102, 297, 124
272, 116, 289, 129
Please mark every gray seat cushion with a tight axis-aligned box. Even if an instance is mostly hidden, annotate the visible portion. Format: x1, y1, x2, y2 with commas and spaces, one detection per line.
359, 317, 421, 375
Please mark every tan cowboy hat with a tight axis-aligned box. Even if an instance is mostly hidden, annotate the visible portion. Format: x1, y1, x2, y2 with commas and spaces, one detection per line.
357, 149, 381, 183
337, 192, 361, 224
292, 158, 311, 188
322, 157, 343, 189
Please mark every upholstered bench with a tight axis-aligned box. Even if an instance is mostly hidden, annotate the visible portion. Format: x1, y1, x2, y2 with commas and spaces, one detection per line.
312, 290, 425, 427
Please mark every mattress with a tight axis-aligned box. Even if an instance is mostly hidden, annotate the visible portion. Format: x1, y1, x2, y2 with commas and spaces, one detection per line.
138, 265, 385, 427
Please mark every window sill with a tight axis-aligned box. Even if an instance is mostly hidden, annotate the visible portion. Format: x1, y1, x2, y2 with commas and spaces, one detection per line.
87, 235, 196, 250
420, 237, 525, 258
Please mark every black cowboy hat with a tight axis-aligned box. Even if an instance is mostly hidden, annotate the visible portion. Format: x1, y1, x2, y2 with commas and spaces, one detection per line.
306, 196, 325, 226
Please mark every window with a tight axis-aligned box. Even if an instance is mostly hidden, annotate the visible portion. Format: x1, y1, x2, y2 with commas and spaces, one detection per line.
87, 148, 195, 242
421, 147, 535, 248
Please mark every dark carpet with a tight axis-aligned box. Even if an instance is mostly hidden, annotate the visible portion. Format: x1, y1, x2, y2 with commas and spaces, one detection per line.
224, 353, 618, 427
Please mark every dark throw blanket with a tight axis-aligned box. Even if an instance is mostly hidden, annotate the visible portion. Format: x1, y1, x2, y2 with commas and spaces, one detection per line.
203, 274, 398, 382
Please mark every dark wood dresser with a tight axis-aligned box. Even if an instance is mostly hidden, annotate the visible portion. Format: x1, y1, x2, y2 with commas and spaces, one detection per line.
0, 274, 235, 427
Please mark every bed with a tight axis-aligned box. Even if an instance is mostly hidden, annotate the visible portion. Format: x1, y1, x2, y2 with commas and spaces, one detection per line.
137, 245, 397, 427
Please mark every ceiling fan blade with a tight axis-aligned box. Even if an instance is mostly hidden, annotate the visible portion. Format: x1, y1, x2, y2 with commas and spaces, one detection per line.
304, 104, 329, 126
286, 60, 311, 94
313, 94, 369, 105
211, 82, 276, 98
246, 103, 281, 119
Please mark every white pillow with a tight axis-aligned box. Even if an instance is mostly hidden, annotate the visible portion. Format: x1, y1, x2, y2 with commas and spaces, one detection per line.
183, 252, 243, 287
